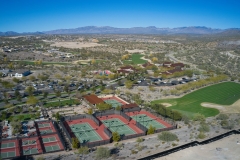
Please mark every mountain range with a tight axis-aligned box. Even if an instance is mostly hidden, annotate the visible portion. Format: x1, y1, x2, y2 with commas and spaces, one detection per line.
0, 26, 240, 36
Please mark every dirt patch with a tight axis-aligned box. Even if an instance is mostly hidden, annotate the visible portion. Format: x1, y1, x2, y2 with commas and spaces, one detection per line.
161, 103, 172, 107
155, 134, 240, 160
201, 99, 240, 113
50, 42, 105, 49
126, 49, 145, 53
72, 60, 90, 64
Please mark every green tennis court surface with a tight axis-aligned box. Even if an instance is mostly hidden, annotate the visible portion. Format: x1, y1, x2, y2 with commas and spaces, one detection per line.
40, 129, 53, 135
1, 142, 15, 148
70, 123, 102, 143
45, 144, 60, 152
42, 137, 57, 143
102, 118, 136, 136
131, 114, 166, 129
104, 99, 123, 108
1, 151, 16, 158
23, 148, 38, 155
38, 123, 50, 128
22, 140, 37, 146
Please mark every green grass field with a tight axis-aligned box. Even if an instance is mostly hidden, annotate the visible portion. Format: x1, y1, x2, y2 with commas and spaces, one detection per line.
123, 54, 147, 64
44, 99, 80, 108
15, 60, 71, 66
152, 82, 240, 118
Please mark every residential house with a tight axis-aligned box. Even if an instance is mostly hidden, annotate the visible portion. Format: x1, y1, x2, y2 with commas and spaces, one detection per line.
83, 94, 104, 107
9, 69, 31, 77
142, 62, 153, 68
117, 66, 137, 75
163, 62, 172, 68
0, 69, 10, 77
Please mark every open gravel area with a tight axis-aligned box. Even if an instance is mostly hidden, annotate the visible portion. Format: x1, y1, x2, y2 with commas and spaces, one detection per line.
155, 134, 240, 160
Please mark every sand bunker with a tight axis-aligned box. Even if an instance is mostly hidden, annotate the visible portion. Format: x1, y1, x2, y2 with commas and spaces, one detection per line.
161, 103, 172, 107
50, 42, 105, 49
126, 49, 145, 53
201, 99, 240, 113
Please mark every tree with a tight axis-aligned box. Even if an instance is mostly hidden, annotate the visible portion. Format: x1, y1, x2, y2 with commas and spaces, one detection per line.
115, 105, 122, 111
29, 75, 36, 82
64, 85, 69, 93
21, 76, 27, 84
112, 132, 120, 142
26, 96, 39, 106
54, 112, 61, 120
152, 57, 158, 63
95, 147, 110, 160
147, 125, 155, 135
14, 90, 20, 98
55, 91, 61, 106
87, 108, 93, 114
8, 62, 14, 69
125, 80, 133, 89
25, 86, 35, 96
43, 92, 49, 99
96, 102, 112, 111
72, 137, 80, 149
158, 131, 178, 142
12, 77, 20, 84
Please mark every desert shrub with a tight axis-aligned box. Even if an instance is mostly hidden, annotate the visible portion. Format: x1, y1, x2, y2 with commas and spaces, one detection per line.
95, 147, 110, 160
131, 150, 138, 154
136, 137, 144, 143
137, 145, 144, 151
158, 131, 178, 142
193, 113, 205, 122
172, 143, 178, 147
221, 120, 235, 129
182, 114, 190, 124
221, 120, 228, 127
216, 114, 229, 120
198, 123, 210, 132
198, 132, 206, 139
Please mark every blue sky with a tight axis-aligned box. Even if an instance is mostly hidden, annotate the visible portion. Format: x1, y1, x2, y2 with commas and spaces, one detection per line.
0, 0, 240, 32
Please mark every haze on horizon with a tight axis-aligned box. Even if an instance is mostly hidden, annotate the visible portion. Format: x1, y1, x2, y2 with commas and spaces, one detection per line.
0, 0, 240, 32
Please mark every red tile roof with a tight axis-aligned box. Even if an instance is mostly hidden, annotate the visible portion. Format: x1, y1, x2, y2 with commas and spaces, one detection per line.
84, 95, 104, 104
122, 103, 139, 109
171, 63, 184, 68
142, 62, 153, 68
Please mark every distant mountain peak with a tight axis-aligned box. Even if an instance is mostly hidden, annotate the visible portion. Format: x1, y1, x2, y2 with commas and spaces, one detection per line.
0, 26, 239, 36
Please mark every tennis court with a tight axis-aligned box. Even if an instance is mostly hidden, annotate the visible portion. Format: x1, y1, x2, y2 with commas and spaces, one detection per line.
42, 136, 57, 143
70, 123, 102, 143
102, 118, 136, 136
104, 99, 123, 108
38, 123, 51, 128
23, 147, 38, 155
131, 114, 166, 129
45, 144, 60, 152
1, 142, 15, 148
1, 151, 16, 158
22, 140, 37, 146
40, 129, 53, 135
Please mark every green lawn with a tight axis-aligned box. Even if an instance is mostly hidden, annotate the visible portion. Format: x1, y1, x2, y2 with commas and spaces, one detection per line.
123, 54, 147, 64
8, 114, 32, 121
15, 60, 70, 66
152, 82, 240, 118
44, 99, 80, 108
